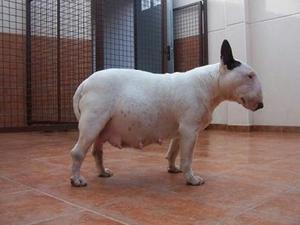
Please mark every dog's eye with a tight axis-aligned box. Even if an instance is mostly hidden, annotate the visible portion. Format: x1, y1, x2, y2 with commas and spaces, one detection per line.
248, 75, 253, 79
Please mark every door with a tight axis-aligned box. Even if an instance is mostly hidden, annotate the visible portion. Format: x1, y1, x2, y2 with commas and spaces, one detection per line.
135, 0, 167, 73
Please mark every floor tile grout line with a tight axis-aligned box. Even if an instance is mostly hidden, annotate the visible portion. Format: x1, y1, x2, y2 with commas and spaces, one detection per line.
214, 187, 291, 225
24, 209, 86, 225
33, 189, 134, 225
0, 175, 33, 195
204, 161, 300, 190
214, 171, 296, 190
34, 190, 133, 225
39, 191, 133, 225
1, 175, 132, 225
0, 188, 32, 196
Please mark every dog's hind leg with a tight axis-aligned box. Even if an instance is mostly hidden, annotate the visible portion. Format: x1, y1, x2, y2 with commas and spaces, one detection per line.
165, 138, 182, 173
92, 137, 113, 178
70, 111, 110, 187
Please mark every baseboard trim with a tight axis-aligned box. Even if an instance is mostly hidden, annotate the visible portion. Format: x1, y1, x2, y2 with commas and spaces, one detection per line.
1, 124, 299, 133
207, 124, 300, 132
0, 124, 78, 133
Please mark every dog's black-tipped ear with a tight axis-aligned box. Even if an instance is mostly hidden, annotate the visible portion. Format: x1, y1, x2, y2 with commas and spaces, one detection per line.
220, 39, 241, 70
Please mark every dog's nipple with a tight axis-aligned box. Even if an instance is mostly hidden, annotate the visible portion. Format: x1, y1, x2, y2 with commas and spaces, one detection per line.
138, 141, 144, 149
157, 138, 163, 145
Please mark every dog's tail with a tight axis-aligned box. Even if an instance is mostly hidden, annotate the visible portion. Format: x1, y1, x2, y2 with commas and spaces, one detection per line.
73, 81, 85, 121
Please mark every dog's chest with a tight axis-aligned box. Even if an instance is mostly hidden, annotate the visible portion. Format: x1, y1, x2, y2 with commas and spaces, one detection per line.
200, 113, 212, 129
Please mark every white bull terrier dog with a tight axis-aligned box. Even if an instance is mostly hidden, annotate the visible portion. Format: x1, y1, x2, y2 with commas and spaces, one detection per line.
70, 40, 263, 187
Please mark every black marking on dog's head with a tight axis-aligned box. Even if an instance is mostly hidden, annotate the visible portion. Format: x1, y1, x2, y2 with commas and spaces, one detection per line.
220, 39, 241, 70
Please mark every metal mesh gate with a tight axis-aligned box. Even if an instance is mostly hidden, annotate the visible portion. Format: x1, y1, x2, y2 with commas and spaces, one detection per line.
173, 1, 207, 72
0, 0, 26, 129
28, 0, 93, 124
93, 0, 135, 70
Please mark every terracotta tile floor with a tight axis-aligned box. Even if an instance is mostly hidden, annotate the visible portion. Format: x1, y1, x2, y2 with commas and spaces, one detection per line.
0, 130, 299, 225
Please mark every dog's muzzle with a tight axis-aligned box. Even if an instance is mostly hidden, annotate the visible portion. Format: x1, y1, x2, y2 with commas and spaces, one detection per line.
255, 102, 264, 111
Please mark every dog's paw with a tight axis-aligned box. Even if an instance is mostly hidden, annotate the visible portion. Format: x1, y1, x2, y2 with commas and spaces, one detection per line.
168, 166, 182, 174
186, 175, 205, 186
70, 176, 87, 187
99, 168, 113, 178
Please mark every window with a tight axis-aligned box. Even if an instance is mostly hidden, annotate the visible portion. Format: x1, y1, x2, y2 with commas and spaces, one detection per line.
153, 0, 161, 7
141, 0, 151, 11
141, 0, 161, 11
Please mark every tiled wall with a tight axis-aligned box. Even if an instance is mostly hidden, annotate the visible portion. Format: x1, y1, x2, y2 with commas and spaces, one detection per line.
248, 0, 300, 126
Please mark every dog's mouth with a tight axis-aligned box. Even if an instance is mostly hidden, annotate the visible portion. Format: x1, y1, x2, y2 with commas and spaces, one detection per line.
240, 97, 261, 111
240, 97, 254, 111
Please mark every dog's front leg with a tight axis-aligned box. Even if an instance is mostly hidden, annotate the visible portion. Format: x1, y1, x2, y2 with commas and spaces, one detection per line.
179, 125, 204, 186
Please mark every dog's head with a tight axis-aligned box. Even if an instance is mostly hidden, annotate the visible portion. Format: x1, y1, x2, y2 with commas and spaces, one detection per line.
218, 40, 263, 111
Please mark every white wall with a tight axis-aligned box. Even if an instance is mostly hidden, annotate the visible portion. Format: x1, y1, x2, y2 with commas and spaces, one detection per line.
174, 0, 300, 127
248, 0, 300, 126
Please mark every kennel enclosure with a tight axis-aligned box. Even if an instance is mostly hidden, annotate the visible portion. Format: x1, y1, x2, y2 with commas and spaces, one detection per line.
0, 0, 207, 131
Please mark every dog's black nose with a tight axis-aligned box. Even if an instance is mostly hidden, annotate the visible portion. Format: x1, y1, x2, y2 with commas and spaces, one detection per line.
256, 102, 264, 110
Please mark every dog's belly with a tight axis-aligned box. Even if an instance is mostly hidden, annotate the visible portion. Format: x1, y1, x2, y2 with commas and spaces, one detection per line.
99, 109, 178, 149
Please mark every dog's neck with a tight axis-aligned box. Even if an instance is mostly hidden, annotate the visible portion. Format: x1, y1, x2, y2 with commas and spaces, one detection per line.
189, 63, 230, 114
